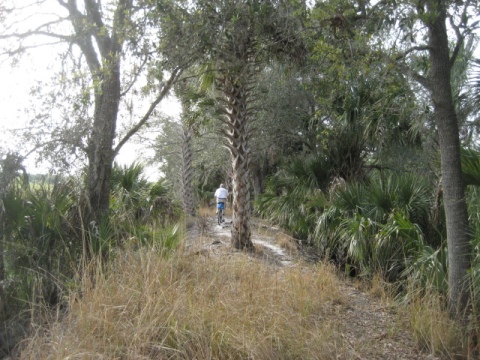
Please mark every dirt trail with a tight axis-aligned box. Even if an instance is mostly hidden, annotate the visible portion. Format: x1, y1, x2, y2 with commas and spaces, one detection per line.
185, 216, 442, 360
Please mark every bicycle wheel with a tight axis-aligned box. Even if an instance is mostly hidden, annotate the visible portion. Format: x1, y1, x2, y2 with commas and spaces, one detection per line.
217, 208, 223, 225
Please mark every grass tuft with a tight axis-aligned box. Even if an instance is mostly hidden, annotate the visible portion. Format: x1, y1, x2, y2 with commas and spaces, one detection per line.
399, 286, 466, 358
275, 233, 299, 256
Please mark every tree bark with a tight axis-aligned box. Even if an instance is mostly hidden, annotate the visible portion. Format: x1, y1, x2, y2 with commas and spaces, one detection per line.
220, 75, 254, 250
0, 202, 5, 317
86, 63, 121, 224
427, 1, 472, 315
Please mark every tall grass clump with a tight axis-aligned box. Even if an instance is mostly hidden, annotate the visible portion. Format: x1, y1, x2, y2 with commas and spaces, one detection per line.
398, 285, 466, 357
18, 248, 346, 359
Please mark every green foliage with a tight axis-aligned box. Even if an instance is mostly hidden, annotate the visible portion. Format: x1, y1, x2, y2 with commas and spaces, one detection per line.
157, 223, 181, 252
256, 155, 439, 284
0, 162, 182, 315
461, 148, 480, 186
4, 176, 80, 307
152, 115, 229, 208
402, 243, 448, 294
317, 171, 435, 280
110, 162, 182, 232
255, 155, 330, 239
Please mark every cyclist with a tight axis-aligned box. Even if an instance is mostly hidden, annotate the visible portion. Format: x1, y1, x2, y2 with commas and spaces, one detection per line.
214, 183, 228, 216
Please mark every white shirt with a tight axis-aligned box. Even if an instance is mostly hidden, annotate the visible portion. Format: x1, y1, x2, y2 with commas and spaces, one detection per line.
214, 187, 228, 200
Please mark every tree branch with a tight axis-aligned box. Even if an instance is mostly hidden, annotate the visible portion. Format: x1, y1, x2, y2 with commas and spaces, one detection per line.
119, 54, 149, 97
110, 0, 133, 55
449, 13, 465, 68
0, 28, 73, 42
84, 0, 111, 57
396, 62, 432, 91
394, 45, 430, 61
63, 0, 101, 74
113, 67, 183, 157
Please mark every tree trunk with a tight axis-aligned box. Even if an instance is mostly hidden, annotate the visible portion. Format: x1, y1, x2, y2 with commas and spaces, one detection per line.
251, 156, 268, 205
221, 75, 254, 250
428, 3, 472, 316
181, 126, 196, 217
86, 62, 121, 226
63, 0, 129, 230
252, 165, 263, 200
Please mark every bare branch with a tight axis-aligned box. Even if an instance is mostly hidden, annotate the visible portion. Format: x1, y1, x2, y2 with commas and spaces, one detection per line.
0, 29, 73, 42
119, 55, 149, 97
396, 62, 432, 91
0, 39, 65, 60
394, 46, 430, 61
449, 12, 465, 67
113, 67, 183, 157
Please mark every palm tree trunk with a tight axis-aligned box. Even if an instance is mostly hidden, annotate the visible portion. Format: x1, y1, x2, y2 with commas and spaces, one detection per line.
428, 2, 472, 316
220, 75, 254, 250
181, 126, 196, 216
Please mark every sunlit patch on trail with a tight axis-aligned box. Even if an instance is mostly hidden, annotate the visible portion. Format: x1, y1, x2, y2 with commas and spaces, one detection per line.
211, 219, 293, 266
253, 239, 293, 266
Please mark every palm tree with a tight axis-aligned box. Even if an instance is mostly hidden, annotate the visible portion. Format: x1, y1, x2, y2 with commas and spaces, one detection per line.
156, 0, 307, 249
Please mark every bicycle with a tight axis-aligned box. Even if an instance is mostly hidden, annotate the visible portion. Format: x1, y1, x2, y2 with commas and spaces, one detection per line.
217, 201, 225, 225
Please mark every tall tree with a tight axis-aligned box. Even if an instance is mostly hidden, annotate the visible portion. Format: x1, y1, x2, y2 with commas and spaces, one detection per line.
180, 124, 196, 217
0, 1, 184, 227
344, 0, 479, 315
423, 0, 471, 316
155, 0, 306, 249
308, 0, 478, 314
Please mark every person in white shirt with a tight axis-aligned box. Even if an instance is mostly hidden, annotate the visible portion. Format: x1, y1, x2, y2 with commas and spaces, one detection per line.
214, 183, 228, 213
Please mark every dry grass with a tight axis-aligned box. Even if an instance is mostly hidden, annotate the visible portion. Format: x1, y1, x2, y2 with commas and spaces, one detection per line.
275, 233, 299, 256
197, 205, 232, 218
399, 288, 467, 358
366, 274, 397, 303
18, 246, 346, 359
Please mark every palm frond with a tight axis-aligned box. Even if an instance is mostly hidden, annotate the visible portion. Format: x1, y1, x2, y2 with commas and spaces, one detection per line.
402, 244, 448, 293
461, 147, 480, 186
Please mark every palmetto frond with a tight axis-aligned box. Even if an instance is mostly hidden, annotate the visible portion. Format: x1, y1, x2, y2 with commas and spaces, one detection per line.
317, 171, 433, 279
375, 211, 425, 281
256, 154, 330, 239
402, 244, 448, 293
461, 147, 480, 187
111, 162, 148, 193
